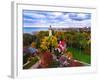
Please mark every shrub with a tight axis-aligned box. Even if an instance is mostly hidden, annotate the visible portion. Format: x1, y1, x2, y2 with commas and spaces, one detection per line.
40, 36, 58, 52
23, 33, 33, 47
40, 51, 53, 68
23, 53, 30, 64
23, 57, 39, 69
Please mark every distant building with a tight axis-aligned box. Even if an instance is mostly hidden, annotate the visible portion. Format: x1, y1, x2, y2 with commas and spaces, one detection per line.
51, 26, 91, 32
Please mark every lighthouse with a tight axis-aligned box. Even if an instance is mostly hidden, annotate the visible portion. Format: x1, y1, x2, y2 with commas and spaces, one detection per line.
49, 25, 52, 36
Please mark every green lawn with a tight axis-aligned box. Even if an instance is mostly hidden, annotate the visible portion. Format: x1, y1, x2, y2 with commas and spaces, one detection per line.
67, 47, 91, 64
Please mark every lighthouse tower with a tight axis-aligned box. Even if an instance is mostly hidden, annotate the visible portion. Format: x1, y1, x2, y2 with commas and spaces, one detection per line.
49, 25, 52, 36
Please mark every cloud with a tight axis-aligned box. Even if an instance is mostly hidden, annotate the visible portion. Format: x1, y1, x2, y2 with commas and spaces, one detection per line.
68, 13, 91, 21
23, 11, 46, 20
23, 10, 91, 28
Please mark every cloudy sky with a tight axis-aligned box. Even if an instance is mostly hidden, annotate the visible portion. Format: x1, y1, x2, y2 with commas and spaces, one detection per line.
23, 10, 91, 28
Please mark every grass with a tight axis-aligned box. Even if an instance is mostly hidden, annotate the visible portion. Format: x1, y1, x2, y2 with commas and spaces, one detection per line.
67, 47, 91, 64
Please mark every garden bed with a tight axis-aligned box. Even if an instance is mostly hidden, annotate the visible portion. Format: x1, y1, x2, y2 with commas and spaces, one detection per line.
23, 56, 39, 69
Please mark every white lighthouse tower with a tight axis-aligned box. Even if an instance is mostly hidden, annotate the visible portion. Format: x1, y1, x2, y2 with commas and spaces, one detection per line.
49, 25, 52, 36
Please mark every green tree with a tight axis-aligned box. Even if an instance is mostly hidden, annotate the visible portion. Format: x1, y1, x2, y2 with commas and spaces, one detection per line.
23, 33, 33, 47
